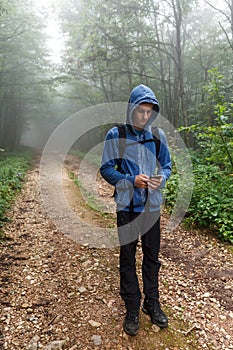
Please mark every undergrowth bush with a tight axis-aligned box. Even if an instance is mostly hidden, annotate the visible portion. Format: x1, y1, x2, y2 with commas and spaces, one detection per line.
165, 154, 233, 244
0, 152, 32, 231
165, 69, 233, 244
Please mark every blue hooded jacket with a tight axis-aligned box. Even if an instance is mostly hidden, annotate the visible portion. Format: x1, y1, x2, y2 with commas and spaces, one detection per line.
100, 84, 172, 212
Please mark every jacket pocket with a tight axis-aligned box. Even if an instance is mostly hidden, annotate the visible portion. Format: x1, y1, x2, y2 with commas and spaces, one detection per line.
115, 189, 132, 208
149, 189, 163, 207
114, 179, 133, 209
134, 188, 146, 207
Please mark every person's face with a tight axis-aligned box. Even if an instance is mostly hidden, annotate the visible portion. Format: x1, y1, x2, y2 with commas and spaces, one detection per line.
132, 103, 154, 130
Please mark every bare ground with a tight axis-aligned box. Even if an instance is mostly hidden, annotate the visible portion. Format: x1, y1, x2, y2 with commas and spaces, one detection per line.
0, 155, 232, 350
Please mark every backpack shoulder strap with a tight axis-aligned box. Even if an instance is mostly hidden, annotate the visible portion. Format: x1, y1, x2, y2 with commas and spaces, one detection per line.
112, 124, 126, 197
114, 124, 127, 173
151, 126, 161, 158
118, 124, 127, 159
117, 125, 161, 163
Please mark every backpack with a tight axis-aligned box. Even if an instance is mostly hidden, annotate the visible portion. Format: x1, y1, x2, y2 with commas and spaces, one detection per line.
116, 124, 161, 173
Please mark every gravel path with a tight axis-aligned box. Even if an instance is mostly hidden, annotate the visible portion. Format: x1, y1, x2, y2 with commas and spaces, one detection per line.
0, 157, 232, 350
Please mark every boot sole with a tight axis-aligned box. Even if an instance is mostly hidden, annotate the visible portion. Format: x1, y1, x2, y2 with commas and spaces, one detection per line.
142, 306, 168, 328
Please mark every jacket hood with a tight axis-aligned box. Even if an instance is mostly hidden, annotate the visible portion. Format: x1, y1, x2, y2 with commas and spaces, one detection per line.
126, 84, 160, 130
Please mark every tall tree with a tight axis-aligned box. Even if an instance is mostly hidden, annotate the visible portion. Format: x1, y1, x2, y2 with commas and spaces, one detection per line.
0, 0, 54, 150
204, 0, 233, 52
57, 0, 232, 135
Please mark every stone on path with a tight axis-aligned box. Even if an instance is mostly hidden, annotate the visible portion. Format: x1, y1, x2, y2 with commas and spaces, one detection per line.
91, 335, 102, 346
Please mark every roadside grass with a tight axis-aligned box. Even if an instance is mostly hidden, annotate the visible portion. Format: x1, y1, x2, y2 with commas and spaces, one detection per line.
68, 170, 116, 227
68, 149, 108, 214
0, 151, 32, 239
69, 171, 100, 211
71, 173, 103, 212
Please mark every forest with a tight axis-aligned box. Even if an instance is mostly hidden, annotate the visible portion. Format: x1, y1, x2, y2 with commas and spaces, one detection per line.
0, 0, 232, 242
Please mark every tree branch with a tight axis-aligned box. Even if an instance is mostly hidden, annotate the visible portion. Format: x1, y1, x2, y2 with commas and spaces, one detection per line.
204, 0, 231, 23
219, 21, 233, 50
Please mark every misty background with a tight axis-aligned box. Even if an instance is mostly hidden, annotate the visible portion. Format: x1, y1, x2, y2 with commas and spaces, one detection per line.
0, 0, 232, 151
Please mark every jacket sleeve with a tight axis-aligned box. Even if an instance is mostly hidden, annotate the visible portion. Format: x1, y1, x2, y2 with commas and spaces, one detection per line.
100, 128, 135, 187
157, 129, 172, 188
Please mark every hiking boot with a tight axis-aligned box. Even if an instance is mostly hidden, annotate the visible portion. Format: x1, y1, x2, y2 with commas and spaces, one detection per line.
142, 298, 168, 328
123, 310, 139, 336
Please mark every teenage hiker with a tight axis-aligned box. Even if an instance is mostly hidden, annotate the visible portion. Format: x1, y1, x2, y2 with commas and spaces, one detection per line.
100, 84, 172, 336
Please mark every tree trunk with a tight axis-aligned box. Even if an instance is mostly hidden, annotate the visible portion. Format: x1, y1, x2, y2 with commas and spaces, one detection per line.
152, 5, 171, 121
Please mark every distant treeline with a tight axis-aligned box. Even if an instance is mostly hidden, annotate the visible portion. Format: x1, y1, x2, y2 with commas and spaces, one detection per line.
0, 0, 232, 151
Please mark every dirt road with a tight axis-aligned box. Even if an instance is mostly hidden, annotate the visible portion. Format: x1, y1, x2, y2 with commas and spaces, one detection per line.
0, 156, 232, 350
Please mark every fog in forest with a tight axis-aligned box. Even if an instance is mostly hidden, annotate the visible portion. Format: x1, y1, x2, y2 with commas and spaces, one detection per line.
0, 0, 232, 151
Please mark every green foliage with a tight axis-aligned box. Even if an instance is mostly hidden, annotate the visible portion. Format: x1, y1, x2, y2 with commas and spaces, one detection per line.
187, 160, 233, 243
166, 70, 233, 243
165, 152, 233, 244
164, 171, 179, 208
183, 122, 233, 170
0, 1, 8, 16
0, 152, 31, 230
181, 69, 233, 171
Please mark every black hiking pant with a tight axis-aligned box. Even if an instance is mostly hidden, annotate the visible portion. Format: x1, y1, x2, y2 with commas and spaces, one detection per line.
117, 210, 161, 311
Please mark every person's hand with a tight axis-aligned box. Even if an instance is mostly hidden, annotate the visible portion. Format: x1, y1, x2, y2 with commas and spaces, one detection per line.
134, 174, 149, 189
147, 176, 162, 190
